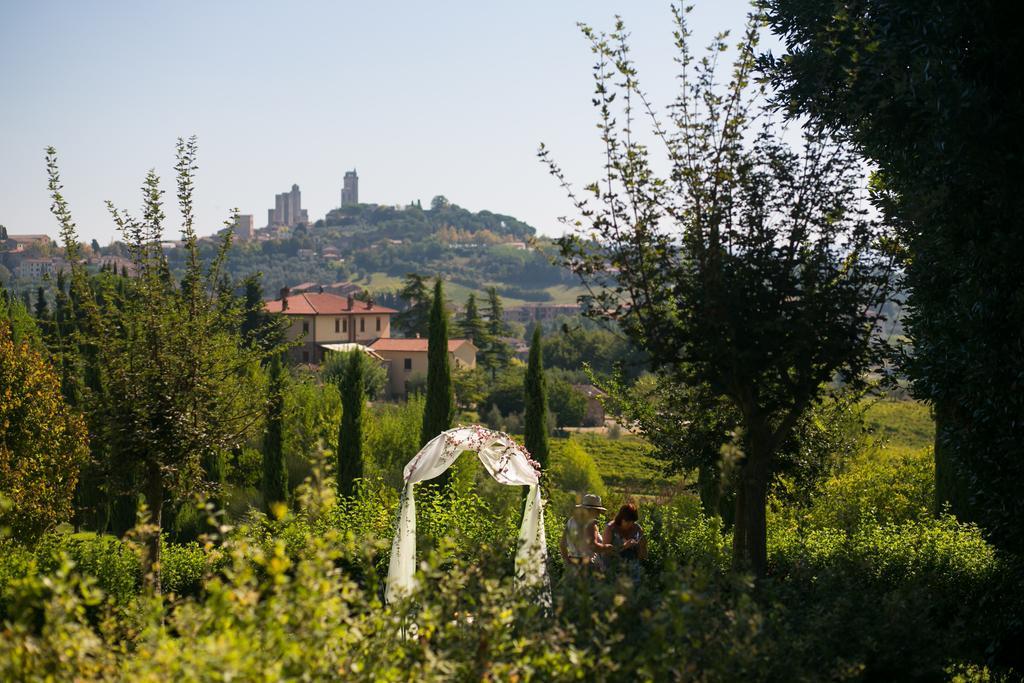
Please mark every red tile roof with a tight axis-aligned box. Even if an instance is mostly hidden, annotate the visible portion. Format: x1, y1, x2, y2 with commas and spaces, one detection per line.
264, 292, 397, 315
369, 338, 473, 353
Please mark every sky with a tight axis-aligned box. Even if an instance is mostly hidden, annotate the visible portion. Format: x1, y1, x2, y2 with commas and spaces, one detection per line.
0, 1, 766, 244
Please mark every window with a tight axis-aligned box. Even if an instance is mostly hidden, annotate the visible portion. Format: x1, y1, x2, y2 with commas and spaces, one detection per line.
302, 350, 309, 363
342, 319, 347, 332
302, 321, 309, 334
376, 317, 381, 331
404, 357, 412, 371
360, 318, 365, 333
335, 318, 340, 333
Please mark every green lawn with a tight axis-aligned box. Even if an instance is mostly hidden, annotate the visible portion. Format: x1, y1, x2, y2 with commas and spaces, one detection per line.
549, 434, 680, 496
863, 399, 934, 451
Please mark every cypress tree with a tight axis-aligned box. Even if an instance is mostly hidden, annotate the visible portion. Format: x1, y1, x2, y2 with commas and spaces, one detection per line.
458, 292, 487, 346
482, 286, 511, 379
263, 354, 288, 510
34, 285, 49, 320
523, 325, 549, 471
421, 278, 455, 448
337, 351, 365, 497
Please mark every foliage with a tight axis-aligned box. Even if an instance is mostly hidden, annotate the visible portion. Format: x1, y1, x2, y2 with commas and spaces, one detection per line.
322, 349, 387, 400
45, 139, 277, 589
523, 325, 549, 469
392, 273, 431, 338
0, 324, 88, 539
551, 440, 606, 500
420, 279, 454, 450
479, 286, 511, 378
543, 10, 892, 575
262, 354, 287, 510
542, 323, 647, 381
456, 292, 487, 346
364, 396, 424, 490
762, 0, 1024, 555
335, 351, 366, 497
0, 284, 43, 349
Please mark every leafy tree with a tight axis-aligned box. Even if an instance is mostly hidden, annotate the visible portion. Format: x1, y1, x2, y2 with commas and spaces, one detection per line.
457, 292, 487, 347
0, 282, 43, 349
262, 354, 287, 510
336, 351, 365, 497
763, 0, 1024, 555
543, 12, 891, 575
90, 238, 101, 254
0, 323, 89, 539
421, 279, 455, 451
46, 139, 275, 590
452, 366, 487, 411
547, 374, 587, 430
599, 369, 737, 517
430, 195, 450, 211
393, 273, 432, 338
523, 325, 549, 470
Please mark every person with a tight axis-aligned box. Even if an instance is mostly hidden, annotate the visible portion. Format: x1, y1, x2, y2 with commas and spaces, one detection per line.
559, 493, 614, 573
603, 502, 647, 576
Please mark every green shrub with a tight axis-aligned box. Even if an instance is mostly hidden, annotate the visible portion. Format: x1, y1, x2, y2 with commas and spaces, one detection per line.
551, 439, 606, 499
33, 532, 140, 605
161, 541, 206, 598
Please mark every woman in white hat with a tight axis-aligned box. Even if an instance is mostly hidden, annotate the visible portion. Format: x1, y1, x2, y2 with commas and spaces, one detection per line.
559, 493, 614, 573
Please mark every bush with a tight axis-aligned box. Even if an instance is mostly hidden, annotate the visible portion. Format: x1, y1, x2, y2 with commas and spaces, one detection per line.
551, 440, 606, 499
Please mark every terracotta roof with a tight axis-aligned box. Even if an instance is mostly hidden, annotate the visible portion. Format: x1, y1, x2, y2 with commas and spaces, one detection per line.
369, 338, 474, 353
264, 292, 397, 315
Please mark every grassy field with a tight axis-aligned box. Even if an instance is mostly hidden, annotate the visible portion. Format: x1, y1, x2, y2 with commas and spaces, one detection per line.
548, 433, 681, 497
351, 271, 587, 308
545, 399, 935, 500
863, 398, 934, 450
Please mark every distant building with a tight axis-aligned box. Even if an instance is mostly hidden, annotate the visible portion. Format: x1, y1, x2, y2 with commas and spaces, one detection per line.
267, 184, 308, 228
90, 255, 137, 276
6, 234, 51, 249
232, 215, 255, 241
17, 258, 60, 279
369, 337, 477, 399
504, 303, 581, 324
573, 384, 608, 427
265, 289, 396, 364
341, 170, 359, 207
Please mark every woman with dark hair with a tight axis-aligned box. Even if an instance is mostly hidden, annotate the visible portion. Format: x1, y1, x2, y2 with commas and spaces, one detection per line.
603, 502, 647, 573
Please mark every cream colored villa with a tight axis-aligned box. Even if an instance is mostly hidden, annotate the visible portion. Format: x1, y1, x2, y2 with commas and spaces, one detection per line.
369, 338, 478, 399
265, 289, 397, 365
265, 287, 476, 398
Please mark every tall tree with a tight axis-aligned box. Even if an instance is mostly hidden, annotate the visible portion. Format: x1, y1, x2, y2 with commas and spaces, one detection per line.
523, 325, 550, 471
763, 0, 1024, 555
262, 354, 288, 510
481, 286, 511, 379
543, 12, 890, 576
46, 139, 276, 591
336, 350, 365, 497
394, 273, 432, 338
421, 278, 455, 449
458, 292, 487, 347
33, 286, 49, 321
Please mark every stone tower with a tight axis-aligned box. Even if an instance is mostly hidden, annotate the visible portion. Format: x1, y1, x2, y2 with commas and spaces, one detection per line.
341, 169, 359, 207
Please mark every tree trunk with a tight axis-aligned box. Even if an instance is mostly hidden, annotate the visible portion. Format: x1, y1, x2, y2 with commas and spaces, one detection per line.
144, 471, 163, 594
731, 449, 769, 577
697, 461, 721, 518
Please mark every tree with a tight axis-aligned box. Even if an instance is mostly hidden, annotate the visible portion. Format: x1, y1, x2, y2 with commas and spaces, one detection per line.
322, 350, 388, 400
0, 224, 7, 241
421, 279, 455, 450
90, 238, 101, 254
336, 350, 365, 497
458, 292, 487, 347
46, 139, 276, 590
262, 354, 288, 511
543, 12, 890, 576
0, 323, 89, 539
481, 286, 511, 379
763, 0, 1024, 555
523, 325, 549, 470
430, 195, 450, 211
394, 273, 432, 338
34, 286, 49, 320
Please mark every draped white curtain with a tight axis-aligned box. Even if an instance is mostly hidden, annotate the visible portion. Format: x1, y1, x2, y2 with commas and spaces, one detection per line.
385, 426, 550, 603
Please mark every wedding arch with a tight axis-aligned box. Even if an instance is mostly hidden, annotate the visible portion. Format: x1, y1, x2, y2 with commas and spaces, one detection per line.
385, 426, 550, 603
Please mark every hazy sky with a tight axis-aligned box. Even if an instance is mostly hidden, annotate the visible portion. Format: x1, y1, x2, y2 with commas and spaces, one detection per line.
1, 1, 764, 243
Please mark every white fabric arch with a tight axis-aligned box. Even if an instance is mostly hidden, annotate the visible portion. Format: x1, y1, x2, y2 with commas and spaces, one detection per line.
385, 426, 550, 603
